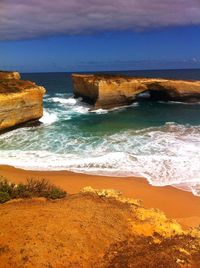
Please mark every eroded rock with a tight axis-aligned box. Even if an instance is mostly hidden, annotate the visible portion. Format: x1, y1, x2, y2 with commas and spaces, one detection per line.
0, 71, 46, 132
72, 74, 200, 109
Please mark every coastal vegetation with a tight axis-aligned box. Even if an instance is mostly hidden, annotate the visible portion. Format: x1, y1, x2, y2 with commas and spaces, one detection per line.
0, 177, 67, 203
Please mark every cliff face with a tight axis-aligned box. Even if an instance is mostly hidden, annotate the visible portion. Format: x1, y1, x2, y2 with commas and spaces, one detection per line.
0, 71, 46, 132
72, 74, 200, 109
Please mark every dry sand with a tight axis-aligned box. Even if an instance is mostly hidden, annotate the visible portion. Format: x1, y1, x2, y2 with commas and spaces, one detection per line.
1, 165, 200, 228
1, 192, 200, 267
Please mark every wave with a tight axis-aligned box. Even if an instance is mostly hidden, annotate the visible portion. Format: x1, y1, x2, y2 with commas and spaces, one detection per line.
46, 96, 90, 115
45, 95, 139, 116
91, 103, 139, 114
92, 109, 109, 114
158, 100, 200, 105
0, 150, 199, 196
39, 110, 58, 125
51, 97, 77, 105
1, 122, 200, 196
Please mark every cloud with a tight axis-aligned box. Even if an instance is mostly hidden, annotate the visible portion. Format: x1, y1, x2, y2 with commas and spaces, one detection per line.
0, 0, 200, 40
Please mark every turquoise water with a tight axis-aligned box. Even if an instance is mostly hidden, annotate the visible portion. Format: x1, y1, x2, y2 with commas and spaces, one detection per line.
0, 69, 200, 195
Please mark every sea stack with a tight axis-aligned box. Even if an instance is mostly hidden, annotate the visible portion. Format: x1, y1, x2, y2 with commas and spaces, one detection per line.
0, 71, 46, 132
72, 74, 200, 109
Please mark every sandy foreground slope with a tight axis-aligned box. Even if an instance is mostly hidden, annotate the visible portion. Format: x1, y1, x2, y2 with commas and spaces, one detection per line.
1, 165, 200, 267
0, 187, 200, 267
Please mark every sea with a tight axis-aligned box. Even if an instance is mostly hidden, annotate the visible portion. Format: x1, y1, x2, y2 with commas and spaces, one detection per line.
0, 69, 200, 196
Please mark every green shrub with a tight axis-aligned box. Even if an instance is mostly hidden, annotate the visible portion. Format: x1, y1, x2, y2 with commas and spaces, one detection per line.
14, 183, 27, 197
44, 187, 67, 200
26, 178, 51, 196
12, 183, 33, 199
0, 191, 11, 203
26, 178, 67, 199
0, 177, 67, 203
0, 177, 15, 196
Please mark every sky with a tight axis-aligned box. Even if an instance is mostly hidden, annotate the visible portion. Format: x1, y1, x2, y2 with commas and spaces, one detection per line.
0, 0, 200, 72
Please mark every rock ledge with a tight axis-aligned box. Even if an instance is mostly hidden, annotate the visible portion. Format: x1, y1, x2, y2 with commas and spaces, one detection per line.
0, 71, 46, 132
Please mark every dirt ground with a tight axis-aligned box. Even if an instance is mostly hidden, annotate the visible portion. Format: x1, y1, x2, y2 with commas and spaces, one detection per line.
0, 190, 200, 268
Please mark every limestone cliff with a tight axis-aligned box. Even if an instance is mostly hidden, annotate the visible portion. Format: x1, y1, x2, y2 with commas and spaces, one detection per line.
0, 71, 46, 132
72, 74, 200, 109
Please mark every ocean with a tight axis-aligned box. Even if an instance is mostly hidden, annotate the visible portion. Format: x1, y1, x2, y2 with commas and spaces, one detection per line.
0, 69, 200, 196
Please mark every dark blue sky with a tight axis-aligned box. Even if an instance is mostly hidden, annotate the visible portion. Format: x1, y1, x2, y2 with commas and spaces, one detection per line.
1, 26, 200, 72
1, 0, 200, 72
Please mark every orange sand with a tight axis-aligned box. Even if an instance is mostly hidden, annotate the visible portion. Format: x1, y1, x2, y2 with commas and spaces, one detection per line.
0, 165, 200, 227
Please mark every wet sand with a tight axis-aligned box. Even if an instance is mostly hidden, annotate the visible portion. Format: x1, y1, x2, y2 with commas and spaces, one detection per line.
0, 165, 200, 227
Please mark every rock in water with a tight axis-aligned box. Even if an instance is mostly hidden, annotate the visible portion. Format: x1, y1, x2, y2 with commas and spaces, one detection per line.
0, 71, 46, 132
72, 73, 200, 109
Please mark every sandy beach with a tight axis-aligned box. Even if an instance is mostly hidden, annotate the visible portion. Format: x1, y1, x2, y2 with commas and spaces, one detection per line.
1, 165, 200, 228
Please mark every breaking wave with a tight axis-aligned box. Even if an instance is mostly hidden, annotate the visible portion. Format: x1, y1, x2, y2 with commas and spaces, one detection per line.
39, 110, 58, 125
1, 121, 200, 196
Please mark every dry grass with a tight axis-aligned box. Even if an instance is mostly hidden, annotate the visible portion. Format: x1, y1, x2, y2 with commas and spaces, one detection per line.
0, 177, 67, 203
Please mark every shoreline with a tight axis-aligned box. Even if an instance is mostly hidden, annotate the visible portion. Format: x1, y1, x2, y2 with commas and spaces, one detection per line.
1, 165, 200, 228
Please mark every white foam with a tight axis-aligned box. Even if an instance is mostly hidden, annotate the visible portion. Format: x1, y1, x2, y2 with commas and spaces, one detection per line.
44, 94, 50, 98
91, 102, 139, 114
39, 110, 58, 125
1, 148, 199, 196
1, 121, 200, 196
45, 96, 90, 115
0, 150, 140, 176
46, 95, 139, 115
92, 109, 108, 114
72, 106, 90, 114
159, 101, 200, 105
51, 97, 77, 105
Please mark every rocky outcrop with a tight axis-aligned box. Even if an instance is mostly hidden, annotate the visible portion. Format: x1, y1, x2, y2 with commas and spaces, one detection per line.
0, 71, 46, 132
0, 71, 21, 80
72, 74, 200, 109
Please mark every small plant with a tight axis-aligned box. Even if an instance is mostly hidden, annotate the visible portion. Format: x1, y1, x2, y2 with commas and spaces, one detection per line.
0, 191, 11, 203
0, 176, 15, 203
26, 178, 66, 199
44, 187, 67, 200
0, 176, 67, 204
